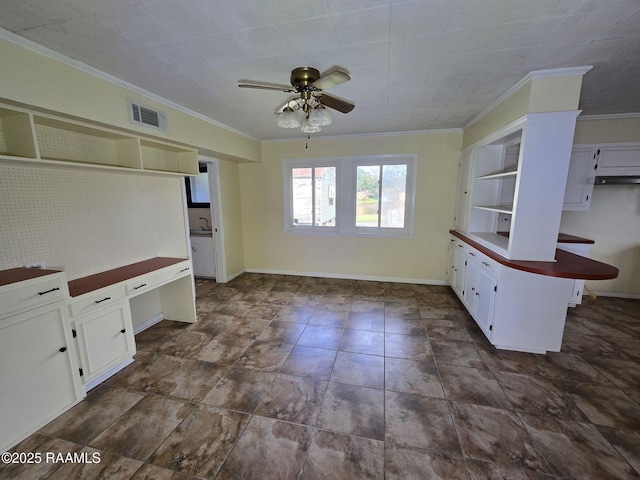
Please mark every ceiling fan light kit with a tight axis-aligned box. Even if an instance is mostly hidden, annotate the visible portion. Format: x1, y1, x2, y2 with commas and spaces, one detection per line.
239, 66, 355, 143
276, 107, 300, 128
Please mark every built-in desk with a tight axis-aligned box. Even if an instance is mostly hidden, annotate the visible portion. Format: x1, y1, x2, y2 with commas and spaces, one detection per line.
0, 257, 196, 451
66, 257, 196, 390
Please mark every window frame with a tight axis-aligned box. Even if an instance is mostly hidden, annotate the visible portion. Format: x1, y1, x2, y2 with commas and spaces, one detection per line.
283, 154, 417, 238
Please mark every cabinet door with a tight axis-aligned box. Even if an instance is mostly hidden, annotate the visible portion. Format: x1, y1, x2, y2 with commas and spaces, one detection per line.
563, 147, 597, 210
455, 152, 473, 231
473, 266, 497, 337
597, 144, 640, 176
0, 302, 83, 451
191, 238, 216, 278
74, 300, 135, 384
462, 257, 478, 310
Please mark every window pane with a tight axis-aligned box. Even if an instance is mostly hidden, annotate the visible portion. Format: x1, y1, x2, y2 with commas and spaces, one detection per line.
380, 164, 407, 228
314, 167, 336, 226
356, 165, 380, 227
292, 167, 313, 226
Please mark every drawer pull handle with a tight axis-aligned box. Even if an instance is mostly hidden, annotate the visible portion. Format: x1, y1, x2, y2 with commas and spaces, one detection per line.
469, 252, 476, 257
38, 287, 60, 296
482, 262, 490, 267
180, 267, 190, 272
59, 347, 67, 353
133, 283, 147, 290
120, 329, 126, 334
94, 297, 111, 304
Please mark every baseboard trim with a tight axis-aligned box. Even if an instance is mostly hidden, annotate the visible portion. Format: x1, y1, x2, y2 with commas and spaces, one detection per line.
244, 268, 448, 286
133, 313, 164, 335
588, 291, 640, 300
84, 357, 135, 391
225, 269, 246, 283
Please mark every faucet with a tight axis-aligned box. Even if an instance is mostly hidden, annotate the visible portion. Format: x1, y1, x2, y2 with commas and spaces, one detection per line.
199, 217, 209, 230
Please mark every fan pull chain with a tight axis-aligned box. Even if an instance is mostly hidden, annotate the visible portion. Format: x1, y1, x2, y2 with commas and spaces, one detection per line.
305, 133, 310, 150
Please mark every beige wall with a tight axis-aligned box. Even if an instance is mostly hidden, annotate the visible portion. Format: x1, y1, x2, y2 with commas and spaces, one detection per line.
462, 75, 584, 149
239, 132, 462, 282
561, 117, 640, 296
0, 36, 260, 163
218, 159, 246, 278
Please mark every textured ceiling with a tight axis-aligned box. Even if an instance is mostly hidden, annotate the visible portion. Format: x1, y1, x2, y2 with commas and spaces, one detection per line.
1, 0, 639, 140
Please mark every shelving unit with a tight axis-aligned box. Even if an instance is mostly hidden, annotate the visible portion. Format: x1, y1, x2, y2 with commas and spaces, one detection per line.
460, 111, 580, 261
0, 103, 198, 176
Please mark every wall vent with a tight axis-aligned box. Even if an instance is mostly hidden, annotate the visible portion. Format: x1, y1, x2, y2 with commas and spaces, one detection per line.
128, 100, 166, 130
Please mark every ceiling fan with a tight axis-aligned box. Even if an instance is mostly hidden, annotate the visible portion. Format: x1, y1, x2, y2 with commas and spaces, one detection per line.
238, 66, 355, 133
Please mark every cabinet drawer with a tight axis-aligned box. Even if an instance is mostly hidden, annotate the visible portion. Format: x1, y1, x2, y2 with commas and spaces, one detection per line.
125, 261, 192, 296
0, 275, 66, 318
68, 285, 126, 318
467, 248, 495, 271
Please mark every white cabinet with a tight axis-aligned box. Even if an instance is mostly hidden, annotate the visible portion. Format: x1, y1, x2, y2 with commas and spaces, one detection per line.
563, 143, 640, 209
563, 147, 598, 210
462, 249, 497, 339
454, 151, 472, 231
191, 235, 216, 278
448, 235, 575, 353
448, 237, 466, 298
596, 144, 640, 176
0, 272, 84, 452
68, 286, 136, 390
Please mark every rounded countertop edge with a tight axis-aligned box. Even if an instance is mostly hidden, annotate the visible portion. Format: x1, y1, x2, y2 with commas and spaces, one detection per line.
450, 230, 619, 280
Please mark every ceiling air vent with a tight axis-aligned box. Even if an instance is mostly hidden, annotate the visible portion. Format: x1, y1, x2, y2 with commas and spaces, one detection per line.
128, 100, 166, 130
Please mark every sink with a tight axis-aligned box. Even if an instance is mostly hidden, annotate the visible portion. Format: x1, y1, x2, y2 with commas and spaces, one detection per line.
190, 229, 213, 235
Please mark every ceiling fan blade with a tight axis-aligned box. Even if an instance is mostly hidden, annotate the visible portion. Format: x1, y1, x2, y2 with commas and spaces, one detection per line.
312, 68, 351, 91
274, 96, 303, 114
238, 81, 296, 93
317, 92, 355, 114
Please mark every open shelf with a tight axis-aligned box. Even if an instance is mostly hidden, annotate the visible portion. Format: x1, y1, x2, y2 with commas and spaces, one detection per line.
473, 204, 514, 214
0, 108, 37, 159
34, 116, 142, 169
0, 103, 198, 176
140, 139, 199, 176
476, 167, 518, 180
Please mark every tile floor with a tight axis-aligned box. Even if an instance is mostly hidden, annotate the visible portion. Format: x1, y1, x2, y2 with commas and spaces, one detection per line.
3, 273, 640, 479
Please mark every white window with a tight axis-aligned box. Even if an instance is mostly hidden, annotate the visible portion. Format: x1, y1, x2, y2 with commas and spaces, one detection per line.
283, 155, 416, 237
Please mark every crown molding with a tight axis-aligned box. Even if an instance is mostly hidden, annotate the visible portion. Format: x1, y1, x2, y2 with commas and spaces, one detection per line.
578, 112, 640, 121
0, 27, 259, 142
463, 66, 593, 131
261, 127, 462, 143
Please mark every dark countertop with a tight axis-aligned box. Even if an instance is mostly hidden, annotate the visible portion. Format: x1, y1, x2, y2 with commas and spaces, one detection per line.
451, 230, 618, 280
0, 268, 63, 288
68, 257, 187, 297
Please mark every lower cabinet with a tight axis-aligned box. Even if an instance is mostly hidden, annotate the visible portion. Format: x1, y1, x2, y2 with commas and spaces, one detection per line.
72, 298, 136, 390
449, 235, 573, 354
191, 235, 216, 278
448, 238, 466, 295
0, 294, 84, 452
462, 255, 497, 338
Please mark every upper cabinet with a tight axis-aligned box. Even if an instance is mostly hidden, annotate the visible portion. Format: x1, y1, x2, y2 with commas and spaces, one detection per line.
457, 111, 580, 261
563, 146, 598, 211
0, 103, 198, 176
563, 143, 640, 209
595, 144, 640, 177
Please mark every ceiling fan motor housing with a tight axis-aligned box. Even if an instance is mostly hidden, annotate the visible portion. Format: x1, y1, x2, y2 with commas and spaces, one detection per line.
291, 67, 320, 91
